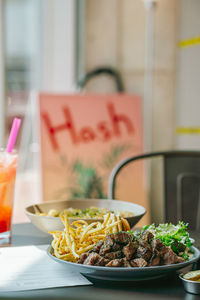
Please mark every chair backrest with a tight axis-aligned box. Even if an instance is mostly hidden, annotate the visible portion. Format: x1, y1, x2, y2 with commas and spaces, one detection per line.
108, 150, 200, 230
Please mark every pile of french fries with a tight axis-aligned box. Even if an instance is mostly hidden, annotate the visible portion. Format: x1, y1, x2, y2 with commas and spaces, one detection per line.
49, 211, 130, 262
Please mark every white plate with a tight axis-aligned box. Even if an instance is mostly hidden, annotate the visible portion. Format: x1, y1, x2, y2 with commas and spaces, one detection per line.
47, 246, 200, 282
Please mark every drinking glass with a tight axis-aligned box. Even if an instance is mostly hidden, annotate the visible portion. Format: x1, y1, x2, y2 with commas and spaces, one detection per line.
0, 149, 18, 246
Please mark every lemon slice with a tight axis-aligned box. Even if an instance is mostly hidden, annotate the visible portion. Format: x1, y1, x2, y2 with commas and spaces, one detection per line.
183, 270, 200, 281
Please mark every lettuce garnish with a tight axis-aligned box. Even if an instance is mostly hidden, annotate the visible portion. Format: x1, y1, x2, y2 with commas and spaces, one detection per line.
141, 221, 192, 259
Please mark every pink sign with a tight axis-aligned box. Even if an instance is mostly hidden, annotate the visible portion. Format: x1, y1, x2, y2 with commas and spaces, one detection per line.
39, 93, 150, 225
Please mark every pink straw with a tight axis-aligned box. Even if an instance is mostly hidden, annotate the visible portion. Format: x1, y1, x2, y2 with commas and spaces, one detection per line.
6, 118, 21, 153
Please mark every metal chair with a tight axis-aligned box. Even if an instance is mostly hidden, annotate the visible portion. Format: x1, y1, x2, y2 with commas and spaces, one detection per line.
108, 150, 200, 230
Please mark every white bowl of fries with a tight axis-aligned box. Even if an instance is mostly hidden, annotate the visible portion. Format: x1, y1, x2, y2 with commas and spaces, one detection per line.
25, 199, 146, 234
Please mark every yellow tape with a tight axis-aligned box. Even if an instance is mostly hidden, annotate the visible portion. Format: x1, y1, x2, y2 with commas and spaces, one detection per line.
176, 127, 200, 134
179, 37, 200, 48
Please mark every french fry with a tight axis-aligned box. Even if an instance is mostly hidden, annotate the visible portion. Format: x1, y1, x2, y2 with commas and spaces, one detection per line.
80, 222, 99, 242
117, 215, 123, 231
103, 212, 110, 226
113, 214, 118, 232
121, 218, 131, 231
71, 220, 88, 227
103, 220, 121, 232
77, 244, 96, 254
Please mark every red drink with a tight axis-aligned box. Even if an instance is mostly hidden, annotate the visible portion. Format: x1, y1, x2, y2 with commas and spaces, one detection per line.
0, 150, 17, 245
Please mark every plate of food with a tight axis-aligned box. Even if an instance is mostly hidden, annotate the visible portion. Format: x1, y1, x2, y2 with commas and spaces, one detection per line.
47, 212, 200, 282
25, 199, 146, 234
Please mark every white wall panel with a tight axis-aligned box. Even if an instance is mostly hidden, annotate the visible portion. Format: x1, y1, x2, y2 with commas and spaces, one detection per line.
176, 0, 200, 149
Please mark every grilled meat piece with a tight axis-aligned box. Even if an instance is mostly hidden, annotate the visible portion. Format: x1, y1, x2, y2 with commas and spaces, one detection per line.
123, 242, 137, 260
162, 247, 184, 265
78, 253, 90, 264
151, 239, 169, 256
139, 240, 150, 248
99, 234, 115, 256
83, 252, 109, 266
91, 240, 104, 253
122, 258, 132, 267
104, 235, 115, 247
176, 256, 185, 263
141, 231, 154, 243
99, 244, 112, 256
112, 242, 122, 251
151, 239, 184, 265
137, 245, 152, 262
105, 258, 131, 267
130, 258, 148, 267
105, 250, 122, 260
106, 258, 123, 267
148, 249, 160, 266
112, 232, 133, 244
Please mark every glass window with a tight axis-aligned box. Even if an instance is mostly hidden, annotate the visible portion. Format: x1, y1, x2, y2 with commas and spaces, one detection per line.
2, 0, 76, 223
5, 0, 41, 147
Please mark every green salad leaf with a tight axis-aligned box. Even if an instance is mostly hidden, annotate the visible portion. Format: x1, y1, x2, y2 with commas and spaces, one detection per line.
141, 221, 192, 259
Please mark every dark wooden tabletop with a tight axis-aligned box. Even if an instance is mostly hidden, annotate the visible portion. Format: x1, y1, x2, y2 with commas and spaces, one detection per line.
0, 223, 199, 300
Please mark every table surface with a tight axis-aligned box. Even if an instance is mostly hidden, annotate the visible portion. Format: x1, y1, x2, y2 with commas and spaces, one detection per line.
0, 223, 200, 300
